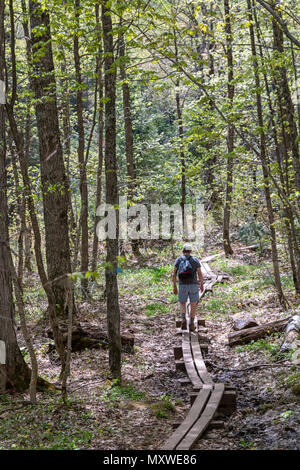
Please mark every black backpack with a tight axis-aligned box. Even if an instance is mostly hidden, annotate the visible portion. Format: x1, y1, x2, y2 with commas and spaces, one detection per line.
177, 256, 195, 280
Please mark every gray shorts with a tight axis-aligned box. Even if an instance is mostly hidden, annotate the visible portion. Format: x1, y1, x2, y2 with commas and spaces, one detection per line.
178, 284, 199, 303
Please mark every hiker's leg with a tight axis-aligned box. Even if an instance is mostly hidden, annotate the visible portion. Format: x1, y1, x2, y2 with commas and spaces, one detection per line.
190, 302, 197, 319
188, 285, 200, 330
179, 302, 187, 316
188, 302, 197, 331
179, 302, 187, 329
178, 286, 188, 329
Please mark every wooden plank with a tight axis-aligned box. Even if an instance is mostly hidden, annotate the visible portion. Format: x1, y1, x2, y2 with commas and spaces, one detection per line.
201, 245, 257, 264
201, 262, 215, 278
181, 332, 203, 388
178, 377, 191, 386
175, 359, 186, 372
176, 383, 225, 450
174, 346, 183, 360
200, 262, 211, 277
201, 253, 224, 263
190, 334, 213, 385
161, 385, 212, 450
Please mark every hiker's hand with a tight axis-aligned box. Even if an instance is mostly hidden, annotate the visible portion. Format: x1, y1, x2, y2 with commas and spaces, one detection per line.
173, 285, 178, 295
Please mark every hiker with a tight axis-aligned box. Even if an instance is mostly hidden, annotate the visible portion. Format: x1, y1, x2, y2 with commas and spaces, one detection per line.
172, 243, 204, 332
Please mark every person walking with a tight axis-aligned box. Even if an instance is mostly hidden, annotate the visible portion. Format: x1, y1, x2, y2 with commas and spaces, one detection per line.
172, 244, 204, 332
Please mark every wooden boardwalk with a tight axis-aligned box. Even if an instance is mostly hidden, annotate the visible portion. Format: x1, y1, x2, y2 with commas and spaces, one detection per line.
161, 256, 235, 450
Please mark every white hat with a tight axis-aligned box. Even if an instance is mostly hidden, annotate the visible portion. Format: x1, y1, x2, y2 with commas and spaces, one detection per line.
182, 243, 193, 252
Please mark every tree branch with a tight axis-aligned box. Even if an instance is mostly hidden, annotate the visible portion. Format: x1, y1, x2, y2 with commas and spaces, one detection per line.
255, 0, 300, 48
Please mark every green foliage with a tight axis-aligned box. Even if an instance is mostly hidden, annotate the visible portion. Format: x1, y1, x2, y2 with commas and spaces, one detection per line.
150, 395, 176, 419
236, 335, 281, 356
238, 216, 268, 250
239, 439, 256, 449
284, 372, 300, 389
101, 383, 146, 403
279, 410, 294, 419
145, 302, 169, 316
0, 397, 96, 450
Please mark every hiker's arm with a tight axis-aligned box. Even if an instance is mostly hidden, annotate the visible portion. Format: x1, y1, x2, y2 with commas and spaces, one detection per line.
197, 267, 204, 292
172, 268, 178, 295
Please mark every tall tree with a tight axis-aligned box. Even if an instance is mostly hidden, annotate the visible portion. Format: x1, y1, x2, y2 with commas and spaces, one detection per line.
73, 0, 89, 294
29, 0, 73, 315
91, 3, 104, 273
247, 0, 284, 304
0, 0, 31, 391
102, 1, 121, 381
222, 0, 235, 257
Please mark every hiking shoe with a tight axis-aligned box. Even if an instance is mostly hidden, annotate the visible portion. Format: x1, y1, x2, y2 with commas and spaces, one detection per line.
189, 322, 196, 333
181, 319, 187, 330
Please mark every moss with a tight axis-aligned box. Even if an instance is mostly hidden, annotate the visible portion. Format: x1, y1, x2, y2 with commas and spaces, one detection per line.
151, 400, 176, 419
291, 383, 300, 397
257, 403, 273, 414
285, 372, 300, 389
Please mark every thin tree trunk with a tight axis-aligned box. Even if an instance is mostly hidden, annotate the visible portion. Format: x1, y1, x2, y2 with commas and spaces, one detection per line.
60, 50, 77, 253
175, 81, 186, 229
0, 0, 31, 391
8, 251, 38, 403
291, 43, 300, 135
119, 15, 141, 259
254, 14, 300, 294
247, 0, 284, 304
91, 3, 104, 273
102, 2, 121, 381
62, 277, 73, 403
223, 0, 234, 257
73, 0, 89, 295
271, 1, 300, 195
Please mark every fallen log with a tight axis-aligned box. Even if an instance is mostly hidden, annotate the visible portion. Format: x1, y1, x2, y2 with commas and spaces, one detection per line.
228, 317, 291, 347
46, 323, 134, 354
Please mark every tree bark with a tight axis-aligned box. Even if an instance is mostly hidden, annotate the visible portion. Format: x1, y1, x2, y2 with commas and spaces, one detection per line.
119, 15, 141, 259
255, 0, 300, 49
247, 0, 284, 305
271, 2, 300, 195
91, 4, 104, 273
29, 0, 72, 316
102, 2, 122, 381
228, 317, 290, 346
0, 0, 31, 391
73, 0, 89, 295
223, 0, 234, 257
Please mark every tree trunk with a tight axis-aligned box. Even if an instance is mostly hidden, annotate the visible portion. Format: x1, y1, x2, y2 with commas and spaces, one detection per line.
247, 0, 284, 305
253, 7, 300, 294
91, 4, 104, 273
0, 0, 31, 391
73, 0, 89, 295
119, 15, 141, 259
223, 0, 234, 257
175, 81, 186, 229
102, 2, 122, 381
271, 2, 300, 195
29, 0, 72, 316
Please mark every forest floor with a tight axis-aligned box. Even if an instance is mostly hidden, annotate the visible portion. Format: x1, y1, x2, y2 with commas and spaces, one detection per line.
1, 237, 300, 450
